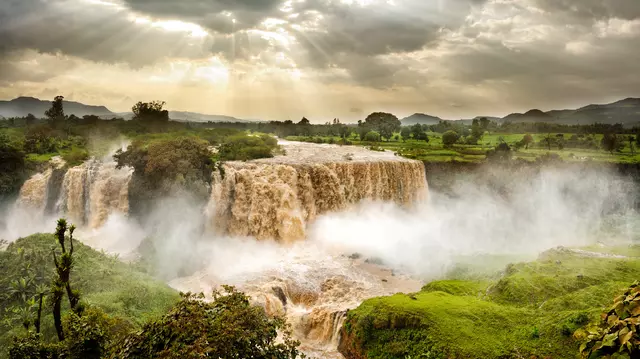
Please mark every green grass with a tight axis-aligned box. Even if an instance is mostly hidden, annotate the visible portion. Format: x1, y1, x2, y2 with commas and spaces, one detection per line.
286, 133, 640, 164
340, 246, 640, 359
0, 233, 179, 356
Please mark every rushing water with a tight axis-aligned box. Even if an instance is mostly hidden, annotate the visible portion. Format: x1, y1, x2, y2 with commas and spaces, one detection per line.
5, 140, 638, 358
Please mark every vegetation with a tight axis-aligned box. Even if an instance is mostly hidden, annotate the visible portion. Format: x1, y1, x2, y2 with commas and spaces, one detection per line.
339, 246, 640, 359
578, 282, 640, 358
1, 221, 303, 359
114, 287, 302, 359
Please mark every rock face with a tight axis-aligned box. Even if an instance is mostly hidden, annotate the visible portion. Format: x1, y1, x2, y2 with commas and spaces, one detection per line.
207, 141, 428, 242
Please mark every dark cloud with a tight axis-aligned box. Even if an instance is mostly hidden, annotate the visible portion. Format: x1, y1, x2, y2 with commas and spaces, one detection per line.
533, 0, 640, 21
0, 0, 215, 67
121, 0, 283, 32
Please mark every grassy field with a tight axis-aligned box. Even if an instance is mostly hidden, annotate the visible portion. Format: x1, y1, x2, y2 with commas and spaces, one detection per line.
286, 133, 640, 164
339, 245, 640, 359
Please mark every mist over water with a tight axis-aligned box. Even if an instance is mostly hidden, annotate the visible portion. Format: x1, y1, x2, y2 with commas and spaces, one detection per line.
0, 142, 638, 356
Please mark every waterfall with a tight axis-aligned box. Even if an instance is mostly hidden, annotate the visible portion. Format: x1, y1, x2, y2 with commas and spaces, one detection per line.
208, 160, 427, 242
16, 156, 132, 230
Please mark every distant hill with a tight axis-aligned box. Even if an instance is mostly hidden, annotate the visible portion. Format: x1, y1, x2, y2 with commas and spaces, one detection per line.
168, 111, 249, 123
501, 98, 640, 126
401, 113, 443, 126
0, 97, 257, 123
0, 97, 114, 118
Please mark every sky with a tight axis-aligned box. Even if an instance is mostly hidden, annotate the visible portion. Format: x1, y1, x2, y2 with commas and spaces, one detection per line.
0, 0, 639, 123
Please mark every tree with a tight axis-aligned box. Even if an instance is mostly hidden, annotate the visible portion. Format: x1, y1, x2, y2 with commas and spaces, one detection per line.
51, 219, 81, 341
131, 101, 169, 122
471, 119, 484, 140
629, 136, 636, 155
479, 117, 490, 131
297, 117, 310, 125
410, 124, 429, 142
400, 127, 411, 142
25, 113, 36, 126
442, 130, 460, 146
364, 112, 401, 141
0, 132, 26, 197
521, 134, 534, 149
601, 133, 623, 154
113, 287, 303, 359
45, 96, 65, 122
364, 131, 381, 143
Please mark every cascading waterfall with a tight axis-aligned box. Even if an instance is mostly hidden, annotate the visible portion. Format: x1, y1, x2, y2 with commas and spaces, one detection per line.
17, 156, 132, 229
14, 140, 428, 358
207, 141, 427, 242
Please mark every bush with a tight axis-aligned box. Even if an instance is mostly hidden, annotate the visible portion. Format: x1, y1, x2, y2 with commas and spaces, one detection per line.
442, 131, 460, 146
113, 287, 302, 359
578, 282, 640, 358
364, 131, 381, 143
61, 148, 89, 167
217, 134, 278, 161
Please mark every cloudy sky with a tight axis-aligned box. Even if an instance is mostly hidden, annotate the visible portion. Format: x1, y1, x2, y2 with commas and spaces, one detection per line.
1, 0, 639, 122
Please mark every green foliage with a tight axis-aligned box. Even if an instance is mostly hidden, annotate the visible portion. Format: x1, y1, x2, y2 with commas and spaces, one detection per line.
0, 233, 178, 355
0, 132, 26, 197
113, 286, 303, 359
442, 130, 460, 146
131, 101, 169, 122
578, 282, 640, 358
364, 112, 401, 141
601, 133, 624, 154
45, 96, 65, 123
340, 247, 640, 359
217, 134, 279, 161
364, 131, 381, 143
115, 136, 214, 196
61, 148, 88, 167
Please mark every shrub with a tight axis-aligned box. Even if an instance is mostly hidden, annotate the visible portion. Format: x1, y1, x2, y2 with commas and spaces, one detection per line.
442, 131, 460, 146
61, 148, 89, 167
364, 131, 381, 143
578, 282, 640, 358
113, 287, 303, 359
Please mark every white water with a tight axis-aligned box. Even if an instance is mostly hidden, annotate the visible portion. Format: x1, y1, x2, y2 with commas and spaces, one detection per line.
1, 141, 638, 358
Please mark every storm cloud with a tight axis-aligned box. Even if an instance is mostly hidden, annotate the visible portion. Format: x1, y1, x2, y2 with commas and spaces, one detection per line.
0, 0, 639, 119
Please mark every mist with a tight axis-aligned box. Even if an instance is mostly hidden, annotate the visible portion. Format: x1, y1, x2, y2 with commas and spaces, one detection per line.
2, 162, 637, 284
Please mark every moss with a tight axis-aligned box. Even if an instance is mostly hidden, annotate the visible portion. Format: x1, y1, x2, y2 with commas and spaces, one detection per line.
0, 233, 179, 356
340, 247, 640, 359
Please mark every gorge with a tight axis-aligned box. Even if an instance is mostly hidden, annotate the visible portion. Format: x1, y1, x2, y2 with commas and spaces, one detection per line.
2, 140, 638, 358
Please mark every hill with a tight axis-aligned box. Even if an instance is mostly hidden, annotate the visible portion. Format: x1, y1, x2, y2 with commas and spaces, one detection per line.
401, 113, 443, 126
502, 98, 640, 126
339, 245, 640, 359
0, 97, 114, 118
0, 233, 179, 356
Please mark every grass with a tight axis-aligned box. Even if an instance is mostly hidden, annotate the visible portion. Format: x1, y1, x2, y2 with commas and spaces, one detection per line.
286, 133, 640, 164
340, 246, 640, 359
0, 233, 179, 356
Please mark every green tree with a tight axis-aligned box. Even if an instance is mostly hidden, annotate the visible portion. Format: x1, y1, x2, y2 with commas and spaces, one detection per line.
364, 112, 401, 141
364, 131, 381, 143
113, 286, 303, 359
471, 119, 484, 140
131, 101, 169, 122
601, 133, 623, 154
0, 132, 26, 197
51, 219, 81, 341
45, 96, 65, 122
442, 130, 460, 146
410, 124, 429, 142
25, 113, 37, 126
479, 117, 490, 131
400, 127, 411, 142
